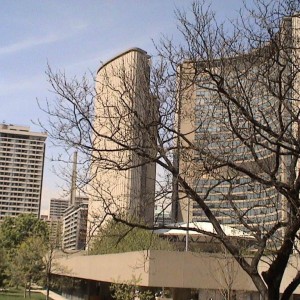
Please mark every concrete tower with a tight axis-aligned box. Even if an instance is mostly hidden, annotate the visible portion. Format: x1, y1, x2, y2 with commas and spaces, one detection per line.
87, 48, 156, 237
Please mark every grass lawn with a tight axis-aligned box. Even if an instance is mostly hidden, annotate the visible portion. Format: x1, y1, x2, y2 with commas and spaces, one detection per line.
0, 289, 46, 300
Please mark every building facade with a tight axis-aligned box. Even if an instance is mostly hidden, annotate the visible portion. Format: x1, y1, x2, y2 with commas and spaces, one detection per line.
175, 64, 282, 230
62, 200, 88, 250
175, 62, 281, 230
49, 198, 69, 248
62, 195, 89, 250
174, 16, 300, 231
87, 48, 156, 236
49, 198, 69, 220
52, 250, 300, 300
0, 124, 47, 220
47, 218, 63, 248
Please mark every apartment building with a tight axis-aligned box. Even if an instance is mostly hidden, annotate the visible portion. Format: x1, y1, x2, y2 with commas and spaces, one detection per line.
49, 198, 69, 220
47, 218, 63, 248
87, 48, 156, 235
62, 197, 88, 250
0, 124, 47, 219
48, 198, 68, 248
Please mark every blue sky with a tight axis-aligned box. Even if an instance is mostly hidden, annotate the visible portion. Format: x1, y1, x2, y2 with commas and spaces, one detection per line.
0, 0, 247, 214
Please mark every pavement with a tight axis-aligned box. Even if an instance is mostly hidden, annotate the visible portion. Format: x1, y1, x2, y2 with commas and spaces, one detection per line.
32, 289, 67, 300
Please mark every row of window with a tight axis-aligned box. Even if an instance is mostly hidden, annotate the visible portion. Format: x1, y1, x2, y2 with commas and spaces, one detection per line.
196, 185, 277, 196
0, 198, 39, 203
0, 170, 41, 176
0, 192, 40, 197
0, 177, 40, 183
192, 208, 278, 220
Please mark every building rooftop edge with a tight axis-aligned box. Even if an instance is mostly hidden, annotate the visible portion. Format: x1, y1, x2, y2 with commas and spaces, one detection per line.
97, 47, 149, 74
0, 123, 47, 137
180, 14, 300, 67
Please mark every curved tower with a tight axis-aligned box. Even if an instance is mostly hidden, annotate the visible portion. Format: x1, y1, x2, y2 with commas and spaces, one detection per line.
174, 15, 300, 232
87, 48, 156, 237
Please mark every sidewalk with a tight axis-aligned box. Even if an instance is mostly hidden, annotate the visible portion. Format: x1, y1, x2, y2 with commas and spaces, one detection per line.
32, 289, 67, 300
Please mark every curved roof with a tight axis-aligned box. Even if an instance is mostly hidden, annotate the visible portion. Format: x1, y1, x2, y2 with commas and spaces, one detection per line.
97, 47, 149, 74
155, 221, 253, 239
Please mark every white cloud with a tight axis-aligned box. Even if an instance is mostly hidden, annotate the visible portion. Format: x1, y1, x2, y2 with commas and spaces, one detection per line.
0, 21, 89, 57
0, 34, 63, 56
0, 74, 45, 96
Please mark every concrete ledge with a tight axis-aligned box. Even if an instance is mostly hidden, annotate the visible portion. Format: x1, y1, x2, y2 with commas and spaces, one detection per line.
52, 250, 256, 290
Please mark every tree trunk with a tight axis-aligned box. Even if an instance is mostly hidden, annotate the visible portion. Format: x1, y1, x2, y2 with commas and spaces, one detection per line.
250, 274, 268, 300
267, 285, 280, 300
281, 272, 300, 300
46, 273, 51, 300
262, 236, 296, 300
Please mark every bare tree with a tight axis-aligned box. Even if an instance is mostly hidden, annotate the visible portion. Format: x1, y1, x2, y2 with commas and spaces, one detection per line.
210, 246, 240, 300
38, 1, 300, 299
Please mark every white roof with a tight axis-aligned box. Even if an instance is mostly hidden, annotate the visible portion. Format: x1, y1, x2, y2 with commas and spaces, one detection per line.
155, 221, 252, 239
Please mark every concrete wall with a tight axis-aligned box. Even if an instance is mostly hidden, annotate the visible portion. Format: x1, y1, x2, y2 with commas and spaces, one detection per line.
53, 250, 300, 294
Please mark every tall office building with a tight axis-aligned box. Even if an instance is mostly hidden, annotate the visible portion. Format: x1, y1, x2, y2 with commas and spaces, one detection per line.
87, 48, 156, 235
175, 63, 281, 230
173, 16, 300, 230
0, 124, 47, 219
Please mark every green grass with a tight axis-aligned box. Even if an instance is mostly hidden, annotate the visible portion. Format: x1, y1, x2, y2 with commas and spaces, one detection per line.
0, 289, 46, 300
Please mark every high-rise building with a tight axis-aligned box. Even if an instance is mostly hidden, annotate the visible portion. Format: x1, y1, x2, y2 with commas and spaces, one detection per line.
47, 218, 63, 249
175, 59, 282, 230
87, 48, 156, 235
50, 196, 89, 250
62, 197, 88, 250
172, 14, 300, 231
49, 198, 69, 220
0, 124, 47, 220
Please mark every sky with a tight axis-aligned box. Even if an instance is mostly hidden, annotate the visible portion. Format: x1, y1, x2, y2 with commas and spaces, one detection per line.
0, 0, 249, 215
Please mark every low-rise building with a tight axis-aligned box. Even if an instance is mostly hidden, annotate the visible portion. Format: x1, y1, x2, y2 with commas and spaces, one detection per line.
52, 250, 300, 300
